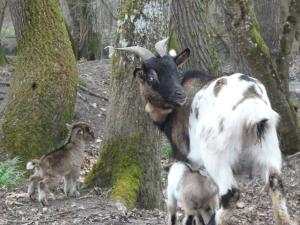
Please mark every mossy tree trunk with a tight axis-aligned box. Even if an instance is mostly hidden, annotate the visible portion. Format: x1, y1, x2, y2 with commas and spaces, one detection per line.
0, 0, 8, 66
2, 0, 78, 162
85, 0, 169, 209
171, 0, 300, 154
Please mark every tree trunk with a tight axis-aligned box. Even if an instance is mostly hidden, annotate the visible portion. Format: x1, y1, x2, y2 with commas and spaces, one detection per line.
85, 0, 169, 209
169, 0, 221, 75
2, 0, 78, 162
0, 0, 8, 65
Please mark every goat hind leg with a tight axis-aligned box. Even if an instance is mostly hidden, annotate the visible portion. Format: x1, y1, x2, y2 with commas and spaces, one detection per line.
268, 169, 295, 225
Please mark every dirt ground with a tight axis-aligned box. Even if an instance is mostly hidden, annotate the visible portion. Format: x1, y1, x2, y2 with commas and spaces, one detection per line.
0, 59, 299, 225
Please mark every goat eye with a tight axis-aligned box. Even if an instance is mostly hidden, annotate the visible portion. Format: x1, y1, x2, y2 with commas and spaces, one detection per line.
147, 75, 155, 82
147, 71, 158, 83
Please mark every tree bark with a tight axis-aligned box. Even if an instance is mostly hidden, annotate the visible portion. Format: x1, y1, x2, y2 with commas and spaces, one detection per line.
2, 0, 78, 161
85, 0, 169, 209
0, 0, 8, 65
169, 0, 221, 75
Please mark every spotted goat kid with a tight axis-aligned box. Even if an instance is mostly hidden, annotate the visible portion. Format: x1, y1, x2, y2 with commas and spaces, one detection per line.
26, 122, 94, 206
115, 38, 295, 225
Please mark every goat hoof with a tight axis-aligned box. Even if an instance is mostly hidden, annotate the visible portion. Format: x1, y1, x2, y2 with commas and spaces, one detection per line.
74, 191, 80, 197
29, 194, 36, 201
269, 174, 284, 193
40, 199, 48, 206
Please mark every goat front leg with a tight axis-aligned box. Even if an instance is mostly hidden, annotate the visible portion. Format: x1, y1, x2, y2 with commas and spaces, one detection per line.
268, 169, 295, 225
28, 175, 42, 200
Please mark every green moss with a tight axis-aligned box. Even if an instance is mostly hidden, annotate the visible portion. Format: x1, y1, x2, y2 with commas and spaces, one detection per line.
248, 1, 260, 30
0, 47, 8, 66
84, 133, 144, 208
111, 53, 130, 79
247, 0, 270, 60
88, 32, 101, 59
1, 0, 78, 165
249, 26, 270, 60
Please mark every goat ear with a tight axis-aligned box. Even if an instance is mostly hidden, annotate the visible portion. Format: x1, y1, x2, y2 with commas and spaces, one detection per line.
174, 48, 190, 67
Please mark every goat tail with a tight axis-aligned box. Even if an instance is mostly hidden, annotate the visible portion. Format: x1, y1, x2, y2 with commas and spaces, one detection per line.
243, 100, 280, 143
26, 159, 40, 170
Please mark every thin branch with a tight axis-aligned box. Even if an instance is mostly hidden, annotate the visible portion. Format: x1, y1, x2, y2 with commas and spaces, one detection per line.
286, 152, 300, 160
78, 84, 108, 101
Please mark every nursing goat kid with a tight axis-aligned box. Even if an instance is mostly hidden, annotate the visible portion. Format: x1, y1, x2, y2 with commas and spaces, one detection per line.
116, 39, 294, 225
26, 122, 94, 206
167, 162, 219, 225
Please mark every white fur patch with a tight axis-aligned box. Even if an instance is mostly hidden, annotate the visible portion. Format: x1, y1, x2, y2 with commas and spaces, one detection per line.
169, 49, 177, 57
26, 161, 34, 170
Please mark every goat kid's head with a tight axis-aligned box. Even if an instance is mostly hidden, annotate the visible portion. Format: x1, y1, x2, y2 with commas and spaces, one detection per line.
67, 122, 95, 142
116, 38, 190, 121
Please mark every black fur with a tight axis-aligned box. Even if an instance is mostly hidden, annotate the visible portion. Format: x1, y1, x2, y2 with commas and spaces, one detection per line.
198, 214, 205, 225
158, 115, 188, 161
185, 215, 194, 225
207, 212, 216, 225
221, 187, 240, 209
257, 119, 268, 143
239, 74, 256, 82
181, 70, 215, 85
171, 214, 176, 225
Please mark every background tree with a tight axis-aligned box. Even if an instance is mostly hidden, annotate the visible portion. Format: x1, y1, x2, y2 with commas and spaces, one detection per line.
170, 0, 300, 154
0, 0, 8, 65
84, 0, 169, 209
1, 0, 78, 162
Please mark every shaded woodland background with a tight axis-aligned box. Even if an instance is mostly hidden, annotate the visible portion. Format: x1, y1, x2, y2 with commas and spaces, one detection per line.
0, 0, 299, 224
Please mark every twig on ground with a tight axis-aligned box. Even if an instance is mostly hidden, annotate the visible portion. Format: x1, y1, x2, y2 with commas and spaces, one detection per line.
77, 92, 88, 102
286, 152, 300, 160
78, 84, 108, 101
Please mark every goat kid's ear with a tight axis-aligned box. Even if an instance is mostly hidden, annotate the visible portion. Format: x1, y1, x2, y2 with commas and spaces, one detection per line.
174, 48, 190, 67
133, 67, 144, 79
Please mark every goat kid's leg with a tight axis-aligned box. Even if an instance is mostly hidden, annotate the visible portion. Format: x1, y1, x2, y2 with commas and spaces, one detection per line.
63, 174, 72, 196
268, 168, 295, 225
204, 165, 239, 225
182, 215, 194, 225
69, 168, 80, 197
38, 177, 55, 206
27, 175, 41, 200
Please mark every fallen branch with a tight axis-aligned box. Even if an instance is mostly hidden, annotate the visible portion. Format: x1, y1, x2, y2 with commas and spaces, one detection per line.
286, 152, 300, 160
78, 84, 108, 101
77, 92, 88, 102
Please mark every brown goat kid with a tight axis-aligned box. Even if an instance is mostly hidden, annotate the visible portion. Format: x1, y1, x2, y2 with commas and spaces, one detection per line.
26, 122, 94, 206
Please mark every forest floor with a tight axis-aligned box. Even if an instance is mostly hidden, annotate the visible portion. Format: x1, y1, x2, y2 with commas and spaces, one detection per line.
0, 59, 299, 225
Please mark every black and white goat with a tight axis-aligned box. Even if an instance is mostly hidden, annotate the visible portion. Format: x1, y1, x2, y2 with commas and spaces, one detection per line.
116, 38, 295, 225
167, 162, 219, 225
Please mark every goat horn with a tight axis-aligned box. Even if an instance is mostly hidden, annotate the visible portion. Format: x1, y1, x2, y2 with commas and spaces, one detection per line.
155, 37, 169, 57
115, 46, 155, 61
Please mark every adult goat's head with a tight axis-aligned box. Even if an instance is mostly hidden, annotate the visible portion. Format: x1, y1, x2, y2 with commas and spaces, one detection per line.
116, 38, 190, 122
